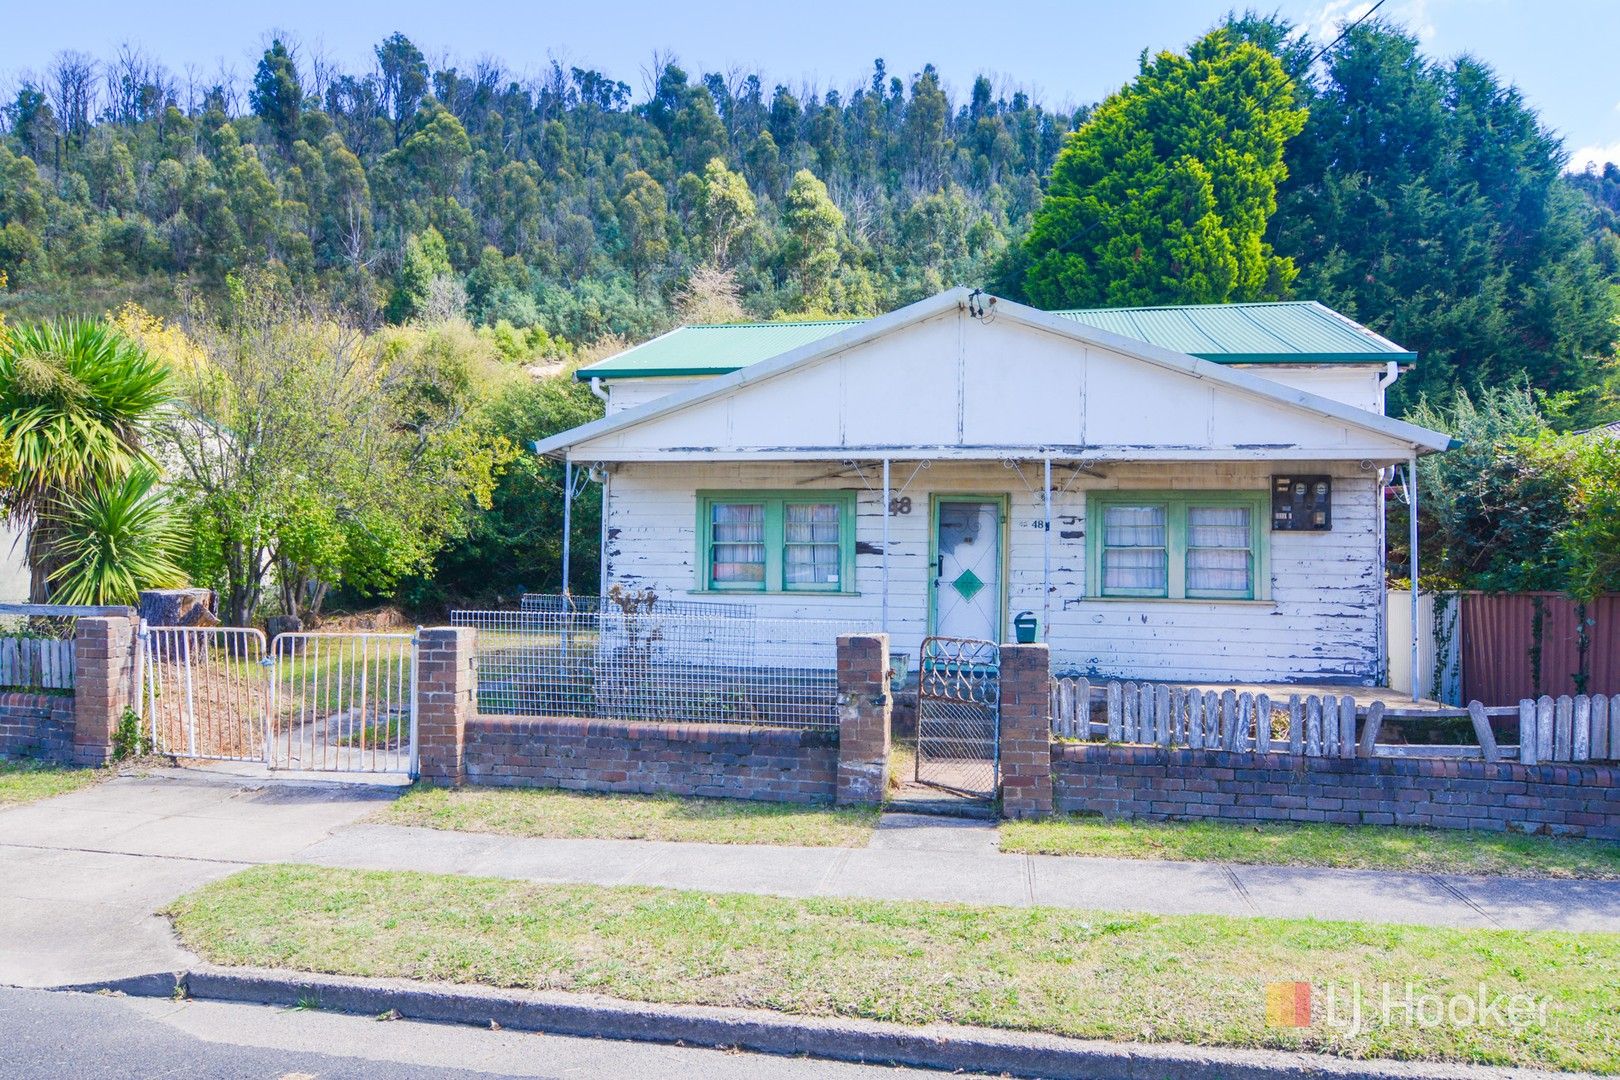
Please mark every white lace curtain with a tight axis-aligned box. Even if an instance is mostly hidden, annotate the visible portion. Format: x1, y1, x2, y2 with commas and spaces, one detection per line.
1102, 505, 1167, 592
711, 503, 764, 583
1187, 506, 1251, 593
785, 503, 840, 585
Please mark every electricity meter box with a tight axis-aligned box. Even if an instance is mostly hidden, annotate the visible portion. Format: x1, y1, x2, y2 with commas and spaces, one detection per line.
1271, 475, 1332, 531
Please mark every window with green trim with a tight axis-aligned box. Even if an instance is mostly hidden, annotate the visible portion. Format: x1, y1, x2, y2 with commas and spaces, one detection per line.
697, 491, 857, 593
1086, 491, 1270, 601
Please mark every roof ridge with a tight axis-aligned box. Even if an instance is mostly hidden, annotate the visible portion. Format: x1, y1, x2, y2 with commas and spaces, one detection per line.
684, 318, 868, 330
1055, 300, 1319, 314
685, 301, 1341, 328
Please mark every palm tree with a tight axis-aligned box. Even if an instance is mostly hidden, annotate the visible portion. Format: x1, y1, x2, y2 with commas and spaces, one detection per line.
0, 320, 172, 601
48, 464, 187, 605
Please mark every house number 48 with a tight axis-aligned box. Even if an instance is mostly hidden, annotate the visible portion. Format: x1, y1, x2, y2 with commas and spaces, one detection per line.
888, 496, 912, 515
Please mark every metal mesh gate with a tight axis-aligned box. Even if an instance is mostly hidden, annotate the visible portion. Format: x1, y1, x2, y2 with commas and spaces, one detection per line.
139, 623, 416, 774
915, 636, 1000, 799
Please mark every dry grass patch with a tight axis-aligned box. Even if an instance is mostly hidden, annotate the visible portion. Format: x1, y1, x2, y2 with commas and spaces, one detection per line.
1001, 815, 1620, 879
0, 759, 105, 808
377, 785, 879, 847
167, 864, 1620, 1074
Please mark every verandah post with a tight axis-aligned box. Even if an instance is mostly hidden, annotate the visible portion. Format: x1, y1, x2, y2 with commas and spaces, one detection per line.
561, 458, 573, 596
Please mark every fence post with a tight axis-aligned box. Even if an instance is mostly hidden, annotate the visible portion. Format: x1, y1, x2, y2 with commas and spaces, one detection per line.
415, 627, 475, 786
998, 642, 1052, 819
71, 615, 139, 766
836, 633, 891, 806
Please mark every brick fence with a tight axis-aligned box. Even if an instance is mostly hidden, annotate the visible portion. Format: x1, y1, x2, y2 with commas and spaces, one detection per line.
999, 643, 1053, 819
1052, 743, 1620, 840
0, 616, 136, 766
419, 630, 892, 806
466, 716, 838, 802
0, 692, 75, 761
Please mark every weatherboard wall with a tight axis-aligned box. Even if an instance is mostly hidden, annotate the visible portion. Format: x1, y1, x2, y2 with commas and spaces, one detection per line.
604, 376, 707, 414
602, 358, 1388, 420
601, 459, 1382, 684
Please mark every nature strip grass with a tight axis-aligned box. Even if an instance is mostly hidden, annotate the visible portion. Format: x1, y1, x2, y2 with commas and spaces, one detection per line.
376, 784, 882, 847
0, 760, 105, 808
166, 864, 1620, 1074
999, 815, 1620, 880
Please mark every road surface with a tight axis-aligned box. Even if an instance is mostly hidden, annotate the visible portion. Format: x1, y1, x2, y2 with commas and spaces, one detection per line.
0, 985, 972, 1079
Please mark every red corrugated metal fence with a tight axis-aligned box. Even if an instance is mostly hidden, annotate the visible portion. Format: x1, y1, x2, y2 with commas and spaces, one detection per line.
1460, 593, 1619, 705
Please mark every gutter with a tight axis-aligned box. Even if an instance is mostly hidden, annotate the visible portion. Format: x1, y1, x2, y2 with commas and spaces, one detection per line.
71, 967, 1536, 1080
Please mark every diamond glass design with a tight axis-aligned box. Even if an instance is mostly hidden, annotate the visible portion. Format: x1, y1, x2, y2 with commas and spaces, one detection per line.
951, 568, 985, 601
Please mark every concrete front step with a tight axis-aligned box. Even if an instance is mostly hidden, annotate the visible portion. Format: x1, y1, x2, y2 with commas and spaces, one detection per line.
885, 784, 997, 820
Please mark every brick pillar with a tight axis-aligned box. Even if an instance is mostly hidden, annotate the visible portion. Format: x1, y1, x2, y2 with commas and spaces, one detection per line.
999, 642, 1052, 819
415, 627, 475, 786
836, 633, 891, 805
73, 615, 139, 766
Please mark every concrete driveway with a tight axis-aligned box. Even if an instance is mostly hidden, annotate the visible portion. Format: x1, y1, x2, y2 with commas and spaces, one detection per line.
0, 768, 399, 987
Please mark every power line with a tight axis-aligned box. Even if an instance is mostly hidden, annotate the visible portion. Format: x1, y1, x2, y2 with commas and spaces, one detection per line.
1305, 0, 1391, 70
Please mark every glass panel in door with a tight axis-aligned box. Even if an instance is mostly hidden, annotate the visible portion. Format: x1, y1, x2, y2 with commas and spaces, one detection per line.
934, 500, 1001, 641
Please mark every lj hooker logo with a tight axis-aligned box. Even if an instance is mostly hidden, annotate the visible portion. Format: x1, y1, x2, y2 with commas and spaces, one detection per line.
1266, 981, 1312, 1028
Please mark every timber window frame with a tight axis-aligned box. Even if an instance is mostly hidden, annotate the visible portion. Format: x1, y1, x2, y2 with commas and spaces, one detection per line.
1085, 490, 1271, 602
696, 490, 858, 594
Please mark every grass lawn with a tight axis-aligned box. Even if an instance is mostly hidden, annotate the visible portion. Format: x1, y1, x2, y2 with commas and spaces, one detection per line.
1000, 815, 1620, 880
376, 785, 881, 847
167, 864, 1620, 1074
0, 759, 104, 808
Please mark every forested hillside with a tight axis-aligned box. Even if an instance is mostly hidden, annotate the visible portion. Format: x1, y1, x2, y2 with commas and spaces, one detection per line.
0, 40, 1069, 335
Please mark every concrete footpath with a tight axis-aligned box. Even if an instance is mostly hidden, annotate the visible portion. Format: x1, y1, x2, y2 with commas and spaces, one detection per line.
297, 811, 1620, 933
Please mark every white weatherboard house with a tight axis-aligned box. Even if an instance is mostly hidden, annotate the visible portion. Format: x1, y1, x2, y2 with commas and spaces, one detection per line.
537, 288, 1453, 686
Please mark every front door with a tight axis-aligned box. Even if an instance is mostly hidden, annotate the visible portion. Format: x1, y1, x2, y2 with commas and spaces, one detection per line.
932, 499, 1003, 641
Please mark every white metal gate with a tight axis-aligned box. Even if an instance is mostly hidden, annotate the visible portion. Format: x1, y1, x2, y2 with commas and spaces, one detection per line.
915, 636, 1000, 799
139, 623, 417, 775
142, 626, 269, 762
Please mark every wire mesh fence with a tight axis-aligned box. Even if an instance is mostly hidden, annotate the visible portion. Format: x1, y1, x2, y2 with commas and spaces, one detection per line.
451, 607, 866, 730
519, 593, 755, 619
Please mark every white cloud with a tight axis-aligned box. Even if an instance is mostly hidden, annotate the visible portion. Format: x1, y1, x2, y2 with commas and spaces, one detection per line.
1567, 141, 1620, 174
1309, 0, 1435, 44
1308, 0, 1374, 41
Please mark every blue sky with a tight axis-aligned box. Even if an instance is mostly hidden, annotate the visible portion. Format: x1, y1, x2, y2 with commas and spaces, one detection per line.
3, 0, 1616, 171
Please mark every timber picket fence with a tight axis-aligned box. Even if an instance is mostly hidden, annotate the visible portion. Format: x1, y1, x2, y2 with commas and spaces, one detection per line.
0, 637, 75, 691
1517, 694, 1619, 765
1050, 676, 1618, 765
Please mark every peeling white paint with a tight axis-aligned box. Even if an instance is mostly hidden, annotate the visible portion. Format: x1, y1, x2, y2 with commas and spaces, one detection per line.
605, 459, 1382, 685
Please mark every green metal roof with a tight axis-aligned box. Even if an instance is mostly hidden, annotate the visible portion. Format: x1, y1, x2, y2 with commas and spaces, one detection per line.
576, 300, 1414, 381
1052, 301, 1414, 364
